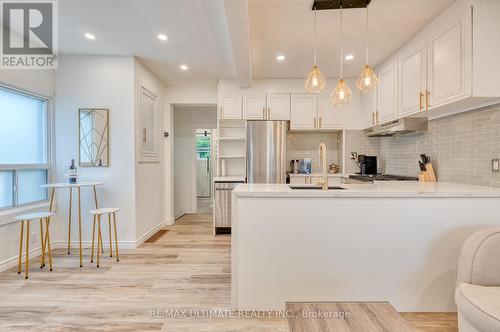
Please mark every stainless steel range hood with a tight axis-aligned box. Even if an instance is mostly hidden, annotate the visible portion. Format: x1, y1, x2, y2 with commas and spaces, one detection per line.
365, 118, 428, 137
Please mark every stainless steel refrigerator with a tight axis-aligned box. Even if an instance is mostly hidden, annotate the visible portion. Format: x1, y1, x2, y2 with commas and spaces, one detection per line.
246, 120, 287, 183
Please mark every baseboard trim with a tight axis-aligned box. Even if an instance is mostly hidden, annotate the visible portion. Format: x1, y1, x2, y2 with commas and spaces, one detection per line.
0, 245, 46, 273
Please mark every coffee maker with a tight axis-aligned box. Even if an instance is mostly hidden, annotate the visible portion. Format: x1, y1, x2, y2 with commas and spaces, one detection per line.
358, 155, 377, 175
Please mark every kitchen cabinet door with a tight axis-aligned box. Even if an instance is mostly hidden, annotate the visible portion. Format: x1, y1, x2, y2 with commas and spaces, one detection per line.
399, 42, 427, 117
377, 62, 398, 124
267, 93, 291, 120
317, 95, 344, 130
220, 93, 242, 120
243, 93, 266, 120
427, 11, 471, 109
290, 94, 317, 130
362, 90, 377, 128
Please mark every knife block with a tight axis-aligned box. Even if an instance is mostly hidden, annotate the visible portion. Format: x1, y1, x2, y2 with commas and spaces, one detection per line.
419, 163, 437, 182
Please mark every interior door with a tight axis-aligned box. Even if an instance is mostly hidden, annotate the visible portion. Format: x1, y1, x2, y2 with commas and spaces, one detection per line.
377, 62, 398, 124
399, 42, 427, 117
317, 94, 344, 130
427, 12, 471, 109
267, 93, 291, 120
196, 130, 212, 198
290, 94, 316, 130
243, 93, 266, 120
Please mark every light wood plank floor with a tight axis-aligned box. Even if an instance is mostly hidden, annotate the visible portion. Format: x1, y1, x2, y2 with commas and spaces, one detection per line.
0, 213, 457, 331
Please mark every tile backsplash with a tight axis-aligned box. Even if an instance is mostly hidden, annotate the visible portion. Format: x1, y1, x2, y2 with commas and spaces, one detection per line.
379, 105, 500, 187
286, 132, 341, 173
343, 130, 381, 175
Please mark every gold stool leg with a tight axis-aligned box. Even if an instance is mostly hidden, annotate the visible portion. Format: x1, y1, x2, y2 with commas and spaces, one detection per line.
25, 221, 30, 279
68, 187, 72, 254
108, 213, 113, 257
18, 221, 24, 274
39, 219, 45, 268
96, 215, 102, 268
91, 214, 96, 263
45, 218, 53, 271
113, 213, 119, 262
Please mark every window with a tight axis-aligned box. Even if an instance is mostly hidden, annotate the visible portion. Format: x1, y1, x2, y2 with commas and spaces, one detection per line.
0, 86, 49, 209
196, 131, 211, 160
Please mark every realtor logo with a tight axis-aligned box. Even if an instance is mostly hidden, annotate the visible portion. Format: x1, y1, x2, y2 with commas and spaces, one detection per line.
1, 0, 58, 69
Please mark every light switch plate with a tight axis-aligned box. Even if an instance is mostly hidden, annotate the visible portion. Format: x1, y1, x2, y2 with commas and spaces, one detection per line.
492, 159, 500, 173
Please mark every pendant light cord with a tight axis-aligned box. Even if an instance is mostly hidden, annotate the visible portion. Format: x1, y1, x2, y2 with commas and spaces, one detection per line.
365, 6, 369, 64
340, 5, 343, 78
314, 8, 317, 65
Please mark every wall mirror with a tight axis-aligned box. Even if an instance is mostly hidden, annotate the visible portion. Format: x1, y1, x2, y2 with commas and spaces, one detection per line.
79, 108, 109, 167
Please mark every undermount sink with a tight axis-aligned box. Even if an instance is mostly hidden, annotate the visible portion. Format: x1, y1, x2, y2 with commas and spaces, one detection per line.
289, 186, 346, 190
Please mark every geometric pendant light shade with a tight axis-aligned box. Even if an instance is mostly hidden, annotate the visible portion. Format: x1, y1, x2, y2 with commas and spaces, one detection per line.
331, 5, 352, 105
305, 8, 326, 93
356, 6, 378, 92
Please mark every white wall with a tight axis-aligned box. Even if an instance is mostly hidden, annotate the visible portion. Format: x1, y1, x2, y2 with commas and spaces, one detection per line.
173, 106, 217, 218
0, 69, 55, 270
163, 81, 218, 221
54, 55, 137, 246
133, 59, 168, 241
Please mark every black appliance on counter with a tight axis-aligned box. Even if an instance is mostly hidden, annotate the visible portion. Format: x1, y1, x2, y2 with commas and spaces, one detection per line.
358, 155, 377, 175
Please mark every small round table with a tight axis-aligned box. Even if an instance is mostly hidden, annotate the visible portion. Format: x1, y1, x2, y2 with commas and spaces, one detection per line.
41, 182, 104, 267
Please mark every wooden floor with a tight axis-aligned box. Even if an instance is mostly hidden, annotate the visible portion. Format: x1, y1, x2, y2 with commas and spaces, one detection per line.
0, 213, 457, 331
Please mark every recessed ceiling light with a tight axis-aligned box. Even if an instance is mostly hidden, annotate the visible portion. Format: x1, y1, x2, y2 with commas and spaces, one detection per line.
345, 54, 354, 61
84, 33, 96, 40
158, 34, 168, 41
179, 65, 188, 71
276, 55, 286, 61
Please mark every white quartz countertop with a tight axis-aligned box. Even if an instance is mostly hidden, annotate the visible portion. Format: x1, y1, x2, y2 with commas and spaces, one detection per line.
288, 173, 346, 177
232, 182, 500, 198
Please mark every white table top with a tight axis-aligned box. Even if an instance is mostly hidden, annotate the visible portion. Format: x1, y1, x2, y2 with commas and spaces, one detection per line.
41, 181, 105, 188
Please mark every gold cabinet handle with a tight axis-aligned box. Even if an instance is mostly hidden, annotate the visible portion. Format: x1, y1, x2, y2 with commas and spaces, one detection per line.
376, 111, 379, 124
372, 112, 375, 125
425, 90, 430, 111
419, 92, 424, 111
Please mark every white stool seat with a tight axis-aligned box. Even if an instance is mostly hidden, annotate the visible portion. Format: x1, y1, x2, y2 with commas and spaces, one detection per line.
89, 208, 119, 215
15, 212, 54, 221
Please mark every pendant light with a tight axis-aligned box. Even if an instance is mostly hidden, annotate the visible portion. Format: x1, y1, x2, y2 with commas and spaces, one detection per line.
356, 6, 378, 92
331, 5, 352, 105
305, 7, 326, 93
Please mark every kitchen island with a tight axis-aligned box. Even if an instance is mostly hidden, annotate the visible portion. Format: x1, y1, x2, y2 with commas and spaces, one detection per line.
231, 182, 500, 312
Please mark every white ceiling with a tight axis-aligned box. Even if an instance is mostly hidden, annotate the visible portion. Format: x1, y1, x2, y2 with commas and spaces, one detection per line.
58, 0, 457, 85
58, 0, 237, 84
249, 0, 456, 78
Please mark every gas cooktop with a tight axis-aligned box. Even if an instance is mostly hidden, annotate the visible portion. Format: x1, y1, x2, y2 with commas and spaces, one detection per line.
349, 174, 418, 182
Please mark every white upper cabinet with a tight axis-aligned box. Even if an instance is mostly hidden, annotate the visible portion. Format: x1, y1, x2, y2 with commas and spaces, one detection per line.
362, 90, 377, 128
317, 95, 344, 130
267, 93, 291, 120
427, 8, 471, 110
290, 94, 317, 130
220, 93, 242, 120
399, 42, 427, 117
243, 93, 266, 120
377, 62, 398, 124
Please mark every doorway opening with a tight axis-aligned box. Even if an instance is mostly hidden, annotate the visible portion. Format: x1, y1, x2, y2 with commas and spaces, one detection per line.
195, 129, 214, 213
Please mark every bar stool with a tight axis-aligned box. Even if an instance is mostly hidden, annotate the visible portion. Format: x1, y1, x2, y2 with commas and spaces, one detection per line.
89, 208, 119, 267
15, 212, 54, 279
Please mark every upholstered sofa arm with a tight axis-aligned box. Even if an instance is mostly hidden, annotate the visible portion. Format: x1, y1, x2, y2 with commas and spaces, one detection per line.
457, 227, 500, 286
